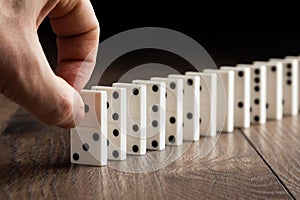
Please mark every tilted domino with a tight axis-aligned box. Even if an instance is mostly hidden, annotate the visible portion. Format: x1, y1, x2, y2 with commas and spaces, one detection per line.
70, 90, 107, 166
92, 86, 127, 161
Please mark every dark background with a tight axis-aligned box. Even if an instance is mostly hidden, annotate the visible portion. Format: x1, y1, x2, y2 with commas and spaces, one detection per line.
39, 1, 300, 69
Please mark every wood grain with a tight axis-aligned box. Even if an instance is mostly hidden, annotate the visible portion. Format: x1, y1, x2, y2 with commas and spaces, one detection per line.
0, 108, 290, 199
0, 95, 19, 133
242, 116, 300, 198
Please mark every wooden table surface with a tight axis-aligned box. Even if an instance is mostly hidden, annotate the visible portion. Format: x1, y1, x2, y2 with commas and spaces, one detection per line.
0, 94, 299, 200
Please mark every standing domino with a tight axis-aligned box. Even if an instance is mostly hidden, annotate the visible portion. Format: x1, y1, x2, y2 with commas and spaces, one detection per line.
254, 61, 283, 120
91, 86, 126, 160
286, 56, 300, 112
71, 90, 107, 166
150, 77, 183, 146
112, 83, 147, 155
168, 74, 200, 141
132, 80, 166, 150
203, 69, 234, 132
270, 58, 298, 116
185, 72, 217, 136
220, 67, 251, 128
238, 64, 267, 124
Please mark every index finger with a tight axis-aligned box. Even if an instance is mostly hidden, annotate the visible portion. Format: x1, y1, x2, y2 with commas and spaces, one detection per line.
48, 0, 99, 90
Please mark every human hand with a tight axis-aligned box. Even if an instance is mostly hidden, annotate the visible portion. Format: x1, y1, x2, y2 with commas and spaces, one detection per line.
0, 0, 99, 128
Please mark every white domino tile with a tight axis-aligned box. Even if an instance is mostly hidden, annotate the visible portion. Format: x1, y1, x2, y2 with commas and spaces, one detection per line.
220, 66, 251, 128
254, 61, 283, 120
71, 90, 107, 166
185, 72, 217, 137
112, 83, 147, 155
168, 74, 200, 141
132, 80, 166, 150
298, 55, 300, 111
203, 69, 234, 133
150, 77, 183, 146
76, 90, 107, 128
238, 64, 267, 124
270, 58, 299, 116
71, 127, 107, 166
92, 86, 126, 160
286, 56, 300, 113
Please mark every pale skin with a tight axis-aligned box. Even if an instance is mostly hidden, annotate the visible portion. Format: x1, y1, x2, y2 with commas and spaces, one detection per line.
0, 0, 99, 128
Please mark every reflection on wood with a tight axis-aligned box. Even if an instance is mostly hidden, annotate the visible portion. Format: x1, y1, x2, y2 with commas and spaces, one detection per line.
0, 106, 291, 199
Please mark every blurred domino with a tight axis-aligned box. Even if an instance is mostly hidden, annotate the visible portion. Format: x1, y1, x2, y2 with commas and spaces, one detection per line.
132, 80, 166, 150
286, 56, 300, 112
185, 72, 217, 137
238, 64, 267, 124
220, 66, 251, 128
112, 83, 147, 155
92, 86, 126, 161
199, 72, 217, 136
283, 57, 299, 115
298, 55, 300, 111
168, 74, 200, 141
203, 69, 234, 133
254, 61, 283, 120
270, 58, 298, 116
70, 90, 107, 166
151, 77, 183, 146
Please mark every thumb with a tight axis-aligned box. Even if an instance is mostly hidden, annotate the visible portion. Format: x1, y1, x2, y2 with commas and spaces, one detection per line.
0, 33, 84, 128
34, 76, 85, 128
